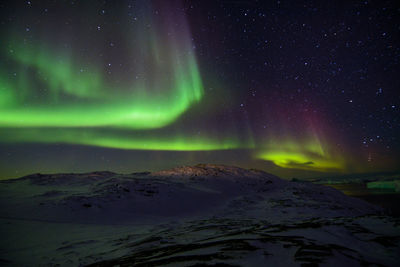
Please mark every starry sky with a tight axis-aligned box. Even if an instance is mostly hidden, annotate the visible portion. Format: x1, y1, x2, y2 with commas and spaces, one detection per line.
0, 0, 399, 179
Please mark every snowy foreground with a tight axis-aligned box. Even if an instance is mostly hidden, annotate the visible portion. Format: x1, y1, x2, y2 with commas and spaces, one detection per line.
0, 164, 399, 266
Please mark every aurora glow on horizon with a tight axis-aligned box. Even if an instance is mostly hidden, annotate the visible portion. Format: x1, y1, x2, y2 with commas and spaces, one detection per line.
0, 0, 399, 179
256, 138, 345, 172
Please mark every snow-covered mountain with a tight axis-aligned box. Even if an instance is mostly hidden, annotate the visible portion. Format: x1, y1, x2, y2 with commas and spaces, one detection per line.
0, 164, 399, 266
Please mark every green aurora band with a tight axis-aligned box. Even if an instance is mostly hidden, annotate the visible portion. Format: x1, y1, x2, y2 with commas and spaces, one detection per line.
0, 41, 203, 129
0, 2, 244, 152
0, 128, 247, 151
0, 0, 205, 130
0, 2, 253, 153
256, 138, 345, 172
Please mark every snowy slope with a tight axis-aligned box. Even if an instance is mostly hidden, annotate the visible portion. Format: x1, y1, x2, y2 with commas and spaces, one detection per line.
0, 164, 399, 266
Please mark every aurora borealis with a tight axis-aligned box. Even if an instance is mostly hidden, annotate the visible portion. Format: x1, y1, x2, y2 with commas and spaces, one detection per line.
1, 6, 203, 129
0, 0, 399, 178
256, 139, 344, 172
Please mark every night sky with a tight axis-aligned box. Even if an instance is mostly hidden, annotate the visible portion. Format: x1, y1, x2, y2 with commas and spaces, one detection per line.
0, 0, 399, 179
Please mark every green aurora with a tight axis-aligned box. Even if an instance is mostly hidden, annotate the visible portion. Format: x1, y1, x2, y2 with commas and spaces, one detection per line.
0, 39, 347, 171
0, 40, 203, 129
256, 137, 345, 172
0, 128, 249, 151
0, 2, 354, 174
0, 6, 249, 153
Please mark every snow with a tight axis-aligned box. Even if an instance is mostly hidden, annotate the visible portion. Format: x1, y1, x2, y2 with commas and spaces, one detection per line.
0, 164, 399, 266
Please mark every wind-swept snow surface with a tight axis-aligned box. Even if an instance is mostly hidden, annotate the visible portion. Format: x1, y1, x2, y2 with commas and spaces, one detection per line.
0, 164, 399, 266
